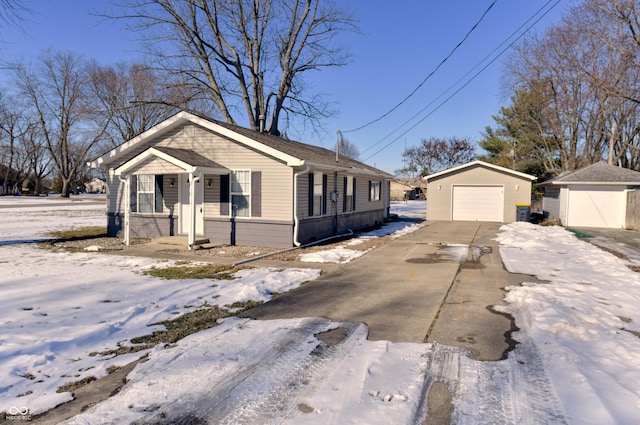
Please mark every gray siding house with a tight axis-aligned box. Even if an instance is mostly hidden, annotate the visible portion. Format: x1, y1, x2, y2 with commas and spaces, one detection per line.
89, 112, 393, 249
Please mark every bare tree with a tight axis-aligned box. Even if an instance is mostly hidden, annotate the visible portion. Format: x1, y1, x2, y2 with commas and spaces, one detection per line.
397, 137, 476, 177
14, 50, 108, 197
87, 61, 186, 148
336, 136, 360, 160
110, 0, 356, 136
0, 92, 31, 194
499, 0, 640, 173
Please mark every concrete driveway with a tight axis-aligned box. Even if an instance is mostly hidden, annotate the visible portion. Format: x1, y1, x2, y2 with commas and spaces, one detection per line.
244, 220, 539, 362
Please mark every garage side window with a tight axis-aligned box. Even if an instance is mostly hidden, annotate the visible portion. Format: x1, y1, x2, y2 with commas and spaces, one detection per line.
134, 174, 163, 214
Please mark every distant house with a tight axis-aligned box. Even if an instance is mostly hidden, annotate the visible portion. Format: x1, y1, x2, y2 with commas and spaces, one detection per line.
88, 111, 393, 249
539, 162, 640, 228
425, 160, 536, 222
390, 178, 427, 201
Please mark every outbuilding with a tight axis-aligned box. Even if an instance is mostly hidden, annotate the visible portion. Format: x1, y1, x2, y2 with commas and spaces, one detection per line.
539, 162, 640, 228
425, 160, 536, 223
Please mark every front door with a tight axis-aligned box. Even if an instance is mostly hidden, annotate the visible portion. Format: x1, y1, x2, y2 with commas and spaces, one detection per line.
179, 173, 204, 235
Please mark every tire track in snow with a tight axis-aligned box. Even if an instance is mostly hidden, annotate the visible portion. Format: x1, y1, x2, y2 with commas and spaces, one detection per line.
426, 335, 568, 424
130, 318, 366, 425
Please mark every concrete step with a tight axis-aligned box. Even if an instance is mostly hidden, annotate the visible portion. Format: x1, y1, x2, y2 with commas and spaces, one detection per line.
152, 236, 210, 246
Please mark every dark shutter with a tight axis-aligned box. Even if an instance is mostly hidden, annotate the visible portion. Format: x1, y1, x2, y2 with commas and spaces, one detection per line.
343, 176, 347, 212
154, 175, 164, 213
308, 173, 314, 216
130, 175, 137, 213
368, 180, 372, 202
352, 178, 357, 211
322, 174, 328, 215
251, 171, 261, 217
220, 174, 230, 215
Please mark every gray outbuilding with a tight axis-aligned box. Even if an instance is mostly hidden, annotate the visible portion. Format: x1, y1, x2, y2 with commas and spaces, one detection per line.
425, 160, 536, 223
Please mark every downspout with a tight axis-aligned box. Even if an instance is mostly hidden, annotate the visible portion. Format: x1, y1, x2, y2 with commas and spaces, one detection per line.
118, 175, 131, 246
293, 165, 311, 246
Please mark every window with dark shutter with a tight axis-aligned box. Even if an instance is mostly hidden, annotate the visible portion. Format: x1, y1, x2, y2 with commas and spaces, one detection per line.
322, 174, 328, 215
308, 173, 314, 216
129, 175, 137, 213
154, 175, 164, 213
251, 171, 261, 217
220, 174, 230, 215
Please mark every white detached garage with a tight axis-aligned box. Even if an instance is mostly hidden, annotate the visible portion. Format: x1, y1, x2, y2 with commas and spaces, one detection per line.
425, 161, 536, 223
540, 162, 640, 228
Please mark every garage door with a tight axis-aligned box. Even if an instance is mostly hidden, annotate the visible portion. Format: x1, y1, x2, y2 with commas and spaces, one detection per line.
452, 185, 504, 222
567, 186, 624, 228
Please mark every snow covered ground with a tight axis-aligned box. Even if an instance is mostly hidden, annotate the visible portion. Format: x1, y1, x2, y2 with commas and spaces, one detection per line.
2, 197, 640, 424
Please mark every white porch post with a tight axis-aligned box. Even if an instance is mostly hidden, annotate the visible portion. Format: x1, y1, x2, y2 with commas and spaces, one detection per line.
123, 175, 131, 246
188, 172, 201, 249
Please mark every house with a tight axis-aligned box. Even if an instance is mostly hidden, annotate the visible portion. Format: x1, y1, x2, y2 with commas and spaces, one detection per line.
539, 162, 640, 228
424, 160, 536, 222
390, 178, 427, 201
88, 111, 393, 249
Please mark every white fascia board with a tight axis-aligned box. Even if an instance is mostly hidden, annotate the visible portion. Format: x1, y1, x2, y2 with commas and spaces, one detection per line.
425, 160, 536, 181
90, 112, 194, 169
115, 148, 193, 175
303, 161, 392, 179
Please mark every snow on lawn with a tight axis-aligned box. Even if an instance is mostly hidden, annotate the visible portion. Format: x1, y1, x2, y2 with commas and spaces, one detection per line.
0, 198, 319, 415
299, 200, 425, 263
496, 222, 640, 424
4, 198, 640, 424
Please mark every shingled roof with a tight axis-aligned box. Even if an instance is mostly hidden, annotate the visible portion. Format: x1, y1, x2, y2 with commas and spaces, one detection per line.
540, 162, 640, 185
90, 111, 392, 178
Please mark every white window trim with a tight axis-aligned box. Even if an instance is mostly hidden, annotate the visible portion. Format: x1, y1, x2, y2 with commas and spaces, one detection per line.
231, 169, 251, 218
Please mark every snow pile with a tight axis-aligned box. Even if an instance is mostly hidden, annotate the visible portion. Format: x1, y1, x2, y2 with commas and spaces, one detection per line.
496, 222, 640, 424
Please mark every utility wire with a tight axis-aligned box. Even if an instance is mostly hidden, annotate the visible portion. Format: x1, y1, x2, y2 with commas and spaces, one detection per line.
363, 0, 561, 163
361, 0, 559, 157
342, 0, 498, 134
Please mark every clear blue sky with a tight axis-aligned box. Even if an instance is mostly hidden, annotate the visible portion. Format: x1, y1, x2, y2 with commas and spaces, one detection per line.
0, 0, 571, 174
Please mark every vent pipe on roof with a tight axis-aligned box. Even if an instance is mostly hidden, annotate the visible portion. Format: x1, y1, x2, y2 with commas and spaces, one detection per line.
259, 115, 265, 133
336, 130, 342, 162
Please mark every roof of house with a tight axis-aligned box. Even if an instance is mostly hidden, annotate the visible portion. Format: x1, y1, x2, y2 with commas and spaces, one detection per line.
153, 147, 225, 169
90, 111, 392, 178
540, 162, 640, 186
424, 160, 536, 182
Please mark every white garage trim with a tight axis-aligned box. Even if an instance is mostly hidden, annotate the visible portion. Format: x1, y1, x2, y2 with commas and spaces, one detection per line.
452, 185, 504, 222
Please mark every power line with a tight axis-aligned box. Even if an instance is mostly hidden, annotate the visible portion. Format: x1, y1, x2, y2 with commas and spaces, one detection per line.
362, 0, 561, 163
342, 0, 498, 134
361, 0, 559, 157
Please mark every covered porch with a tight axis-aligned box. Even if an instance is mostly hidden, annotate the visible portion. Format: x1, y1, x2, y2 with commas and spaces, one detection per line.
114, 146, 228, 250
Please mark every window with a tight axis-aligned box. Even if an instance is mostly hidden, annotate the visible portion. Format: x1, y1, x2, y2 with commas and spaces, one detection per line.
134, 174, 163, 214
313, 172, 324, 216
231, 170, 251, 217
308, 172, 327, 216
370, 181, 381, 201
343, 176, 355, 212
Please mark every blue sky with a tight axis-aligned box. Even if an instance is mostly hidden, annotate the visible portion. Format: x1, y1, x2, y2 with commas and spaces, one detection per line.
0, 0, 571, 174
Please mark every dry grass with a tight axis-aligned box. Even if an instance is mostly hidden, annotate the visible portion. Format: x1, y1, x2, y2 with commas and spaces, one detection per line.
142, 264, 246, 280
